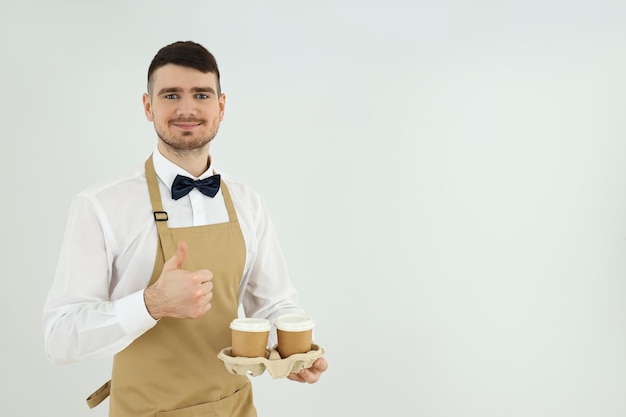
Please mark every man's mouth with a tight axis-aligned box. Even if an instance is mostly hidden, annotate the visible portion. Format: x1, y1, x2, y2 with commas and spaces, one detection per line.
171, 120, 203, 130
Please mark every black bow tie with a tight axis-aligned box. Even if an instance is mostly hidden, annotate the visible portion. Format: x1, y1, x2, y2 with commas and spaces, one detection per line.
171, 174, 221, 200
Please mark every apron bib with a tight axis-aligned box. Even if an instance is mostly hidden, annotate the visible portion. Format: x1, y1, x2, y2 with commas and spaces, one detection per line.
107, 155, 255, 417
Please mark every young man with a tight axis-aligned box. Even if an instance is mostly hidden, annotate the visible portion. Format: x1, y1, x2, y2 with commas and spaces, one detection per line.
43, 41, 327, 417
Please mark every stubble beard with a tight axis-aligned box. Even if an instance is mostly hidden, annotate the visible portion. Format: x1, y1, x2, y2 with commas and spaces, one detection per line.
155, 123, 218, 158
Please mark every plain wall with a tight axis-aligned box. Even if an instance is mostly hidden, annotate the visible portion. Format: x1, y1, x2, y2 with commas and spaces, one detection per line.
2, 1, 626, 416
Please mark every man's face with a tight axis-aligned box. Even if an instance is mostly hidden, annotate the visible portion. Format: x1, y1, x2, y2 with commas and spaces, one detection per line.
143, 64, 225, 153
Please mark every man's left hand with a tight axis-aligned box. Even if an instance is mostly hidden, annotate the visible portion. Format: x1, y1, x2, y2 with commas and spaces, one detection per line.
287, 357, 328, 384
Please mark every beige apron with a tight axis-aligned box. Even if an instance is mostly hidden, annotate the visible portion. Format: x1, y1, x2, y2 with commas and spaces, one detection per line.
91, 155, 256, 417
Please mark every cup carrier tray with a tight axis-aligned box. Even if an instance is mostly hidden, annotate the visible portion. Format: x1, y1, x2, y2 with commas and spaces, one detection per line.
217, 344, 324, 379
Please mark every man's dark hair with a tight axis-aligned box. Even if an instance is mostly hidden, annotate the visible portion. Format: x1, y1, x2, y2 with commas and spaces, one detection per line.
147, 41, 221, 95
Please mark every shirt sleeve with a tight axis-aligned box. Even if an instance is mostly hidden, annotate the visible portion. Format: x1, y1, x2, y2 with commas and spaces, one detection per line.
42, 194, 157, 364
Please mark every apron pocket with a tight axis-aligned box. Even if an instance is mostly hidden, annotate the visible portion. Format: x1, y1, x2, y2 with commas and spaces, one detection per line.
156, 382, 255, 417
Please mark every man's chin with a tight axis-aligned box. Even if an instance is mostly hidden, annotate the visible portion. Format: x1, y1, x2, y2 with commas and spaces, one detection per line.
158, 136, 214, 152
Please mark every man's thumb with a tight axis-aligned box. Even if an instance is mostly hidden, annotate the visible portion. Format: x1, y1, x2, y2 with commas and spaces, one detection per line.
164, 240, 187, 270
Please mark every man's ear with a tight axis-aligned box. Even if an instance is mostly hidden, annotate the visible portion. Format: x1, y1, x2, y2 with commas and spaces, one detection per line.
143, 93, 154, 121
219, 93, 226, 121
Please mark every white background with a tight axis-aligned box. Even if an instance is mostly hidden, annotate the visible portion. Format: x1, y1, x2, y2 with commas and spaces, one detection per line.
2, 1, 626, 416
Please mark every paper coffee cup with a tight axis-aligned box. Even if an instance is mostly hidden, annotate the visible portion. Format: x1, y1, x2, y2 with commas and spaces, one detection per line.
230, 318, 271, 358
274, 313, 315, 358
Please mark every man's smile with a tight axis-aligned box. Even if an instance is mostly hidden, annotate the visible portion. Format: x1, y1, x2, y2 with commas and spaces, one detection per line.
171, 121, 203, 130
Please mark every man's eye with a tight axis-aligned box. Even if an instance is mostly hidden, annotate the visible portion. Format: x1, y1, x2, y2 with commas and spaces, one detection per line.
196, 94, 209, 99
164, 94, 178, 99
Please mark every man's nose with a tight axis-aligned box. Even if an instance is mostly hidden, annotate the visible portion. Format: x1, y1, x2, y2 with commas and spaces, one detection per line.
176, 96, 198, 116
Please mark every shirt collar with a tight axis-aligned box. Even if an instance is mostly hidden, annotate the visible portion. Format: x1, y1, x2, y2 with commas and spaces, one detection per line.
152, 148, 216, 190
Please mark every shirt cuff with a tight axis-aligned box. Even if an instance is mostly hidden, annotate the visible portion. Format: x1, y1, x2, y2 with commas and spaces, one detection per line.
115, 289, 158, 338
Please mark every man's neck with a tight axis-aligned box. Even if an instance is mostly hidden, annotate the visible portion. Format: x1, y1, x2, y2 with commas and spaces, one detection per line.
157, 142, 211, 177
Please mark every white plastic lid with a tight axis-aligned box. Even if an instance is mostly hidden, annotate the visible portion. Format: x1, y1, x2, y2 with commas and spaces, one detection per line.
230, 318, 271, 332
274, 313, 315, 332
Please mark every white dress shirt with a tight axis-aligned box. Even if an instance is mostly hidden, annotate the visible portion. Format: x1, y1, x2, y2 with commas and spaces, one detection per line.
43, 149, 303, 364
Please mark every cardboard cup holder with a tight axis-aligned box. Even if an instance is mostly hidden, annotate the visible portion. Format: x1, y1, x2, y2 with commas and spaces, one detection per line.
217, 343, 325, 379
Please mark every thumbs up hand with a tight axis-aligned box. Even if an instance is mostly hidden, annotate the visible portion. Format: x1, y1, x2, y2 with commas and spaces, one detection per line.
143, 240, 214, 320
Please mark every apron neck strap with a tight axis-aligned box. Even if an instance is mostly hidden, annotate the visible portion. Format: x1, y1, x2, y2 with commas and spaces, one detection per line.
145, 154, 176, 260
